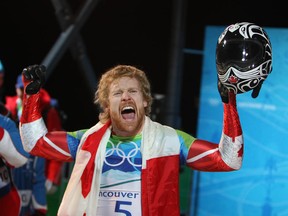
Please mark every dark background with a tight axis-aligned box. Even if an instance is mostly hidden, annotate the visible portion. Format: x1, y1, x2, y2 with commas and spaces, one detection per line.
0, 0, 287, 134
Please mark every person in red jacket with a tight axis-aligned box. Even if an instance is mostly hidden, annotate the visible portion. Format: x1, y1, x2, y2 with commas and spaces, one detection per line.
20, 64, 244, 216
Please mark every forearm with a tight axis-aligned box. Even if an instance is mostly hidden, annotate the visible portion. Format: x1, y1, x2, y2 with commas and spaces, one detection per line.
187, 92, 243, 171
219, 92, 243, 170
19, 84, 47, 152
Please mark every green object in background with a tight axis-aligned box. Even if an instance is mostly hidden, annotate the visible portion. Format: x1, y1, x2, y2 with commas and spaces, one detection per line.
179, 166, 193, 216
46, 162, 74, 216
46, 181, 68, 216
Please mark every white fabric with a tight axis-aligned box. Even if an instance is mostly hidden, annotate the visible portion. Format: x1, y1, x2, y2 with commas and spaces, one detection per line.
219, 132, 243, 169
0, 129, 28, 167
20, 118, 48, 152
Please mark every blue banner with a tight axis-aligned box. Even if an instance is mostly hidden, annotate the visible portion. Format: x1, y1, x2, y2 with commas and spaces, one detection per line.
191, 26, 288, 216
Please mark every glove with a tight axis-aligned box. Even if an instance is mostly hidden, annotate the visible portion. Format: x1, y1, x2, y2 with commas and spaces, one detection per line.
22, 64, 46, 95
218, 78, 229, 103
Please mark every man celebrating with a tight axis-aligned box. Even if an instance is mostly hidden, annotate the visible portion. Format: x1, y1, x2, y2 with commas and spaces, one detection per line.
18, 22, 272, 216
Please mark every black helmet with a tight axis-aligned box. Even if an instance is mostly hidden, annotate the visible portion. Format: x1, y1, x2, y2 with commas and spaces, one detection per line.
216, 22, 272, 95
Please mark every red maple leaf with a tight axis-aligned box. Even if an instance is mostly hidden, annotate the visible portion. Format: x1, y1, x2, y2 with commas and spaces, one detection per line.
228, 75, 239, 83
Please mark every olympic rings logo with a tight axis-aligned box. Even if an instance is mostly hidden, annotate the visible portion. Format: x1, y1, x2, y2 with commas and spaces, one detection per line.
104, 140, 142, 167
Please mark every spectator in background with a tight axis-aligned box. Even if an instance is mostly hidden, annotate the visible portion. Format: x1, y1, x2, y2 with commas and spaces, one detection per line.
5, 74, 65, 215
12, 145, 47, 215
0, 103, 36, 215
6, 74, 65, 191
0, 60, 24, 215
0, 61, 46, 215
2, 76, 47, 215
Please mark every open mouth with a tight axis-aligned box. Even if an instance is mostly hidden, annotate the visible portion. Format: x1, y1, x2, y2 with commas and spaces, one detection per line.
121, 106, 135, 120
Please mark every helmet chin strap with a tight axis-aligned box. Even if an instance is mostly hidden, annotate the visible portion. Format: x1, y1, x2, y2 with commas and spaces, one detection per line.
251, 80, 263, 98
